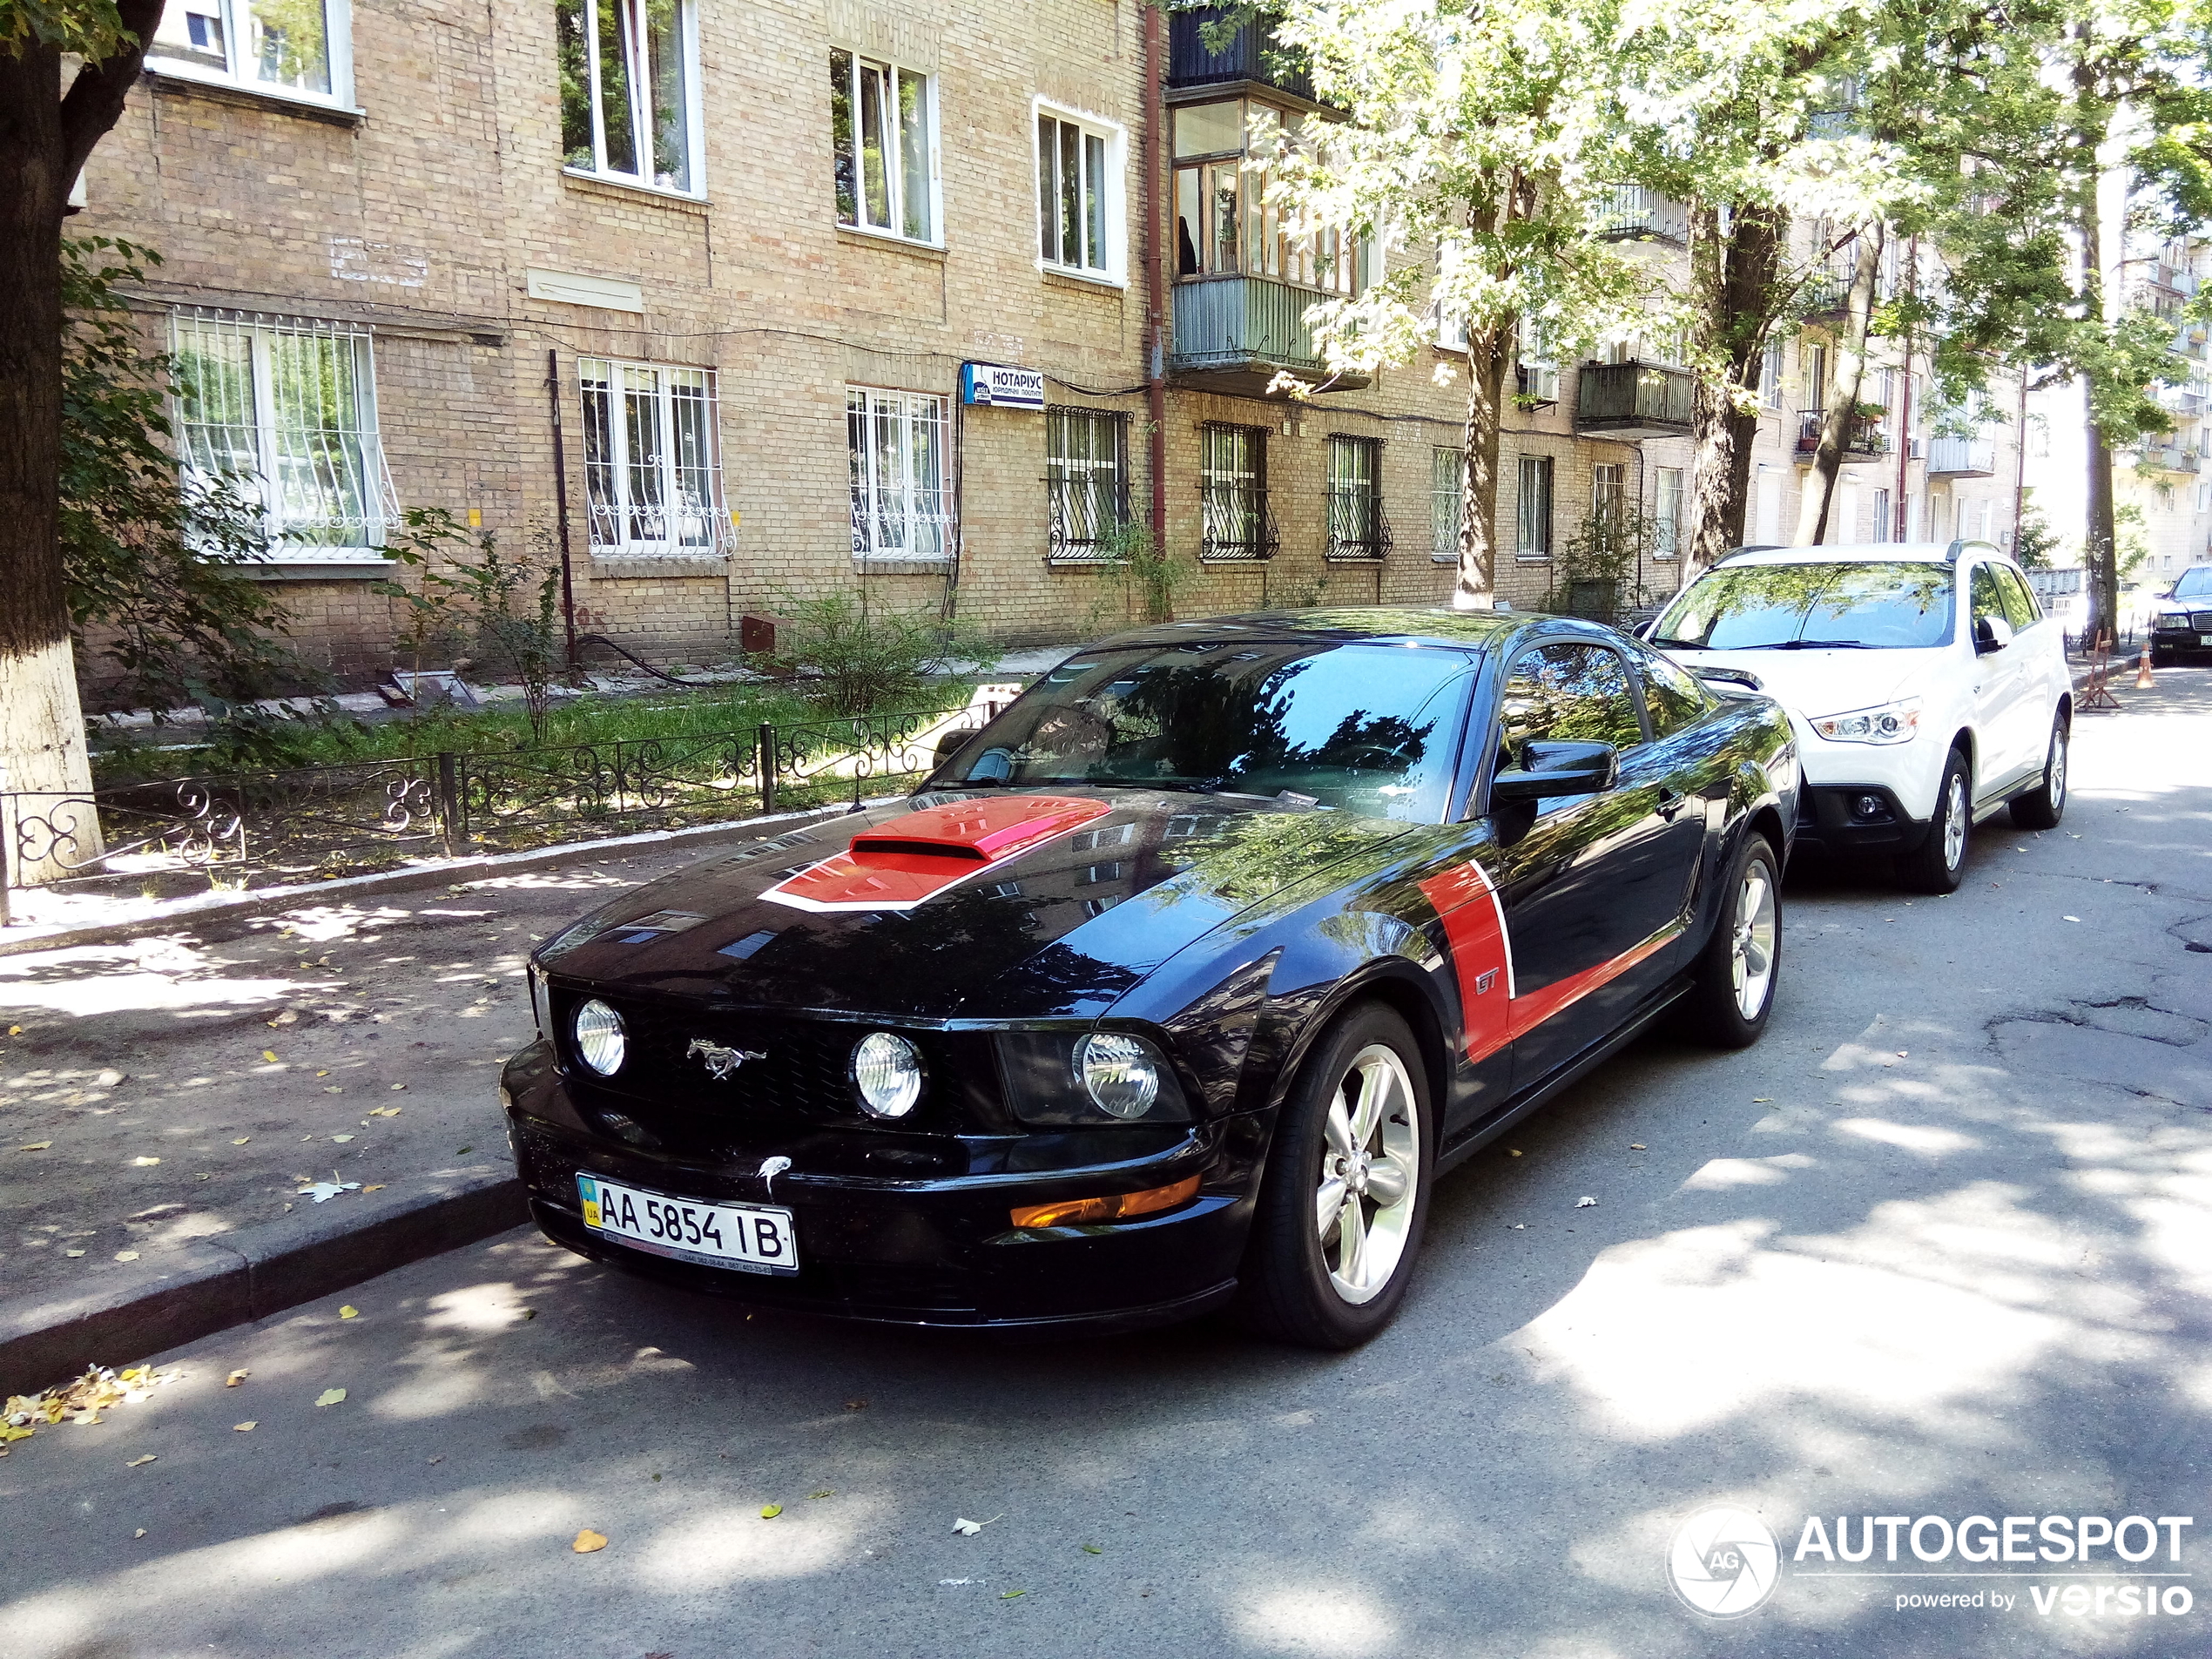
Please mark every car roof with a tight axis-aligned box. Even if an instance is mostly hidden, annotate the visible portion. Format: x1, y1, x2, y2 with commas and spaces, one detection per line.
1711, 539, 2007, 569
1077, 608, 1548, 654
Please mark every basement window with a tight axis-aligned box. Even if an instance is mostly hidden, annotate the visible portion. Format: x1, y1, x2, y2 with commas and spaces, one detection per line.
148, 0, 354, 108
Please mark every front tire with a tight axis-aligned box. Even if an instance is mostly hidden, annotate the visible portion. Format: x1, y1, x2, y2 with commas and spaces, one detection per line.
1239, 1004, 1435, 1350
1898, 749, 1972, 894
2009, 715, 2069, 830
1683, 833, 1781, 1049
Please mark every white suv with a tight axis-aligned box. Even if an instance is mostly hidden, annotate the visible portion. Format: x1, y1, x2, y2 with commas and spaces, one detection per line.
1645, 540, 2073, 893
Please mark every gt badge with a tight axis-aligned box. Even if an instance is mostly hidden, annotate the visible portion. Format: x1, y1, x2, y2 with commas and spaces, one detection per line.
687, 1038, 766, 1081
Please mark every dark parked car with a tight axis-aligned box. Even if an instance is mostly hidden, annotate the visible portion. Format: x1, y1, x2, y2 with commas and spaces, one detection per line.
502, 610, 1799, 1348
2150, 564, 2212, 666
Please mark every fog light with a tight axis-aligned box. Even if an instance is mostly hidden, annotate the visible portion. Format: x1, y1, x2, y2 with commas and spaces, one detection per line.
852, 1031, 923, 1118
1009, 1175, 1201, 1230
1854, 794, 1888, 820
572, 998, 626, 1076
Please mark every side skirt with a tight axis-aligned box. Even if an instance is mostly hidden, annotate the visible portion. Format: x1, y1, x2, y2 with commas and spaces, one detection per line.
1434, 976, 1695, 1177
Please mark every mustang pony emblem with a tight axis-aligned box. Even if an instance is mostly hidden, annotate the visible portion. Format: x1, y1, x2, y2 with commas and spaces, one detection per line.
687, 1038, 767, 1081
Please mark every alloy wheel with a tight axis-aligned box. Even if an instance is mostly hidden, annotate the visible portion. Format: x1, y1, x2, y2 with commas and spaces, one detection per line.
2047, 729, 2067, 813
1940, 772, 1968, 873
1315, 1043, 1422, 1306
1730, 857, 1779, 1020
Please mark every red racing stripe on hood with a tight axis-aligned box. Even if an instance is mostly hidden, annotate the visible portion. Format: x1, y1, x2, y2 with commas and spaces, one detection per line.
763, 794, 1112, 913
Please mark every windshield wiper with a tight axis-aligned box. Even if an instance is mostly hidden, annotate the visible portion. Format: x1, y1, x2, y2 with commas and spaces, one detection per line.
1771, 637, 1872, 650
1647, 635, 1705, 648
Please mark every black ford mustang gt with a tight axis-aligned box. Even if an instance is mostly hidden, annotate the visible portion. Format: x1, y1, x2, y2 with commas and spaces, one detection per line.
502, 610, 1799, 1348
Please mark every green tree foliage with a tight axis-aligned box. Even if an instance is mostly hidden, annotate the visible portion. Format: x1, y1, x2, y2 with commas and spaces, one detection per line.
771, 590, 989, 718
60, 236, 301, 713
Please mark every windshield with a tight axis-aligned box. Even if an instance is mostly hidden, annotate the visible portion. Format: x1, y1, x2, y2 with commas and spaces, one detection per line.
2175, 567, 2212, 599
934, 640, 1477, 820
1653, 562, 1956, 651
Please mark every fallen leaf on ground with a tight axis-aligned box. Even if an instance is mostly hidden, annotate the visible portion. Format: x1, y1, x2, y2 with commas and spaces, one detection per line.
1508, 1149, 1522, 1157
953, 1515, 1002, 1535
1575, 1197, 1597, 1208
1001, 1589, 1026, 1600
362, 1184, 387, 1192
226, 1370, 248, 1386
97, 1069, 125, 1087
64, 1250, 84, 1258
339, 1305, 359, 1320
233, 1421, 256, 1432
759, 1503, 783, 1519
126, 1454, 156, 1467
389, 1082, 407, 1091
315, 1070, 329, 1078
1629, 1143, 1645, 1150
6, 1025, 18, 1036
19, 1142, 51, 1151
114, 1250, 139, 1262
267, 1011, 298, 1028
134, 1528, 146, 1538
322, 1087, 343, 1095
232, 1136, 250, 1145
330, 1134, 354, 1143
368, 1107, 401, 1117
314, 1388, 347, 1407
2064, 915, 2080, 923
808, 1489, 833, 1500
295, 1181, 360, 1204
572, 1529, 608, 1554
261, 1051, 280, 1063
844, 1399, 867, 1411
1082, 1544, 1103, 1554
131, 1157, 159, 1167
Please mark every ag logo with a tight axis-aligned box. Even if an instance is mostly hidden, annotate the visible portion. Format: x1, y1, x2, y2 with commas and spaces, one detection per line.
1668, 1507, 1780, 1618
687, 1038, 766, 1081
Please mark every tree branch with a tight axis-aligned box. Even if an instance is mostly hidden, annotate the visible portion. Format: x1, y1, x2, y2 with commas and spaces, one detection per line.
57, 0, 163, 185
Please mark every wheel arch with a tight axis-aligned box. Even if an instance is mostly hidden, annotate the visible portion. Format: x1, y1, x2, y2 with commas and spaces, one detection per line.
1251, 958, 1452, 1137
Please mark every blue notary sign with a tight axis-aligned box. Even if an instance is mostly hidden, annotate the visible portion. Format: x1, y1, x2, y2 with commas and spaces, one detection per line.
960, 361, 1046, 410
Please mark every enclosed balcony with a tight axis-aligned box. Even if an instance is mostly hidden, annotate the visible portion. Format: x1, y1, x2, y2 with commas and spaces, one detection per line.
1795, 408, 1890, 462
1926, 435, 1997, 477
1168, 6, 1317, 103
1573, 361, 1695, 440
1170, 275, 1371, 398
2136, 440, 2201, 474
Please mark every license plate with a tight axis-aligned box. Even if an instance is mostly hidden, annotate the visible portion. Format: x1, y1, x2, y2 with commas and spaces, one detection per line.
577, 1174, 799, 1275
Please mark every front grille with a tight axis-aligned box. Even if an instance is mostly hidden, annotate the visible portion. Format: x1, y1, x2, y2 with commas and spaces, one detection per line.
548, 988, 1001, 1136
2193, 610, 2212, 631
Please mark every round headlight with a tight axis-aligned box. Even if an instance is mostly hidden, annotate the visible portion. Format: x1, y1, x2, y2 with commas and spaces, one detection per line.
1078, 1032, 1161, 1120
852, 1031, 922, 1118
571, 998, 626, 1076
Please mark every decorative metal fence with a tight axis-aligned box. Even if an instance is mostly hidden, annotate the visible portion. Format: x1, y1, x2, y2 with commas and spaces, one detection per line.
1, 700, 1008, 920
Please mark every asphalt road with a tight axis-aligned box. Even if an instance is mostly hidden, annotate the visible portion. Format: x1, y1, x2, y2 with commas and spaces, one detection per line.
5, 671, 2210, 1659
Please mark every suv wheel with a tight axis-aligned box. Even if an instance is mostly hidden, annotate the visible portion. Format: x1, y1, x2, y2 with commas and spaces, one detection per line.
1898, 749, 1972, 894
1683, 833, 1782, 1049
2009, 716, 2068, 831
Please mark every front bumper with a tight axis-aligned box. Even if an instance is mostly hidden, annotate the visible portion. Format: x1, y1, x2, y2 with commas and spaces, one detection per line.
1793, 782, 1932, 854
502, 1041, 1262, 1332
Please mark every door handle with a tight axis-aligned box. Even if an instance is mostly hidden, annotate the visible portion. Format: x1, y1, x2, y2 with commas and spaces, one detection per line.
1656, 788, 1689, 820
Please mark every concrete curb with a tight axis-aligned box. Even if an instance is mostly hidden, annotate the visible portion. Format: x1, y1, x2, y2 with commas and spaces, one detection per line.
0, 800, 858, 961
0, 1164, 530, 1399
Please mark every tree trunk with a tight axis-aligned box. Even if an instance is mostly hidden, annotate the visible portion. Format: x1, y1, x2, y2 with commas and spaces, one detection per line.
1453, 320, 1511, 609
1684, 200, 1786, 576
2, 13, 159, 883
0, 41, 100, 882
1793, 225, 1884, 545
2083, 419, 2119, 646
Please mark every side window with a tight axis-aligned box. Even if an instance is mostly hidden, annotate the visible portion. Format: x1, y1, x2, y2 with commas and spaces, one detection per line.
1996, 564, 2040, 630
1625, 640, 1711, 738
1498, 643, 1647, 769
1970, 563, 2006, 630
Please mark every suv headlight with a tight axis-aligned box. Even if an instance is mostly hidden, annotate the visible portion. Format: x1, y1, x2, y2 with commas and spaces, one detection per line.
2155, 611, 2190, 631
995, 1030, 1192, 1126
1810, 697, 1921, 745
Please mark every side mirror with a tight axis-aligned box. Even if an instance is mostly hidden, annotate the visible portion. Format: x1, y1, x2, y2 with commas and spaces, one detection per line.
1489, 739, 1618, 805
1973, 615, 2014, 654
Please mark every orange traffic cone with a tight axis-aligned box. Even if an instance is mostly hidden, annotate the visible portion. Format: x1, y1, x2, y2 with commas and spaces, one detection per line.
2137, 644, 2155, 689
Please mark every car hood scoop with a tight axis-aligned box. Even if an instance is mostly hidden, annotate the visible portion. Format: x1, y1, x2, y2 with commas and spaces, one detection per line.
769, 795, 1113, 911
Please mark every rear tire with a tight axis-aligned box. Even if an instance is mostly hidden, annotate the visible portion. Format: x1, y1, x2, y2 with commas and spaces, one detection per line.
1238, 1004, 1435, 1350
1683, 833, 1781, 1049
1898, 749, 1972, 894
2009, 716, 2068, 830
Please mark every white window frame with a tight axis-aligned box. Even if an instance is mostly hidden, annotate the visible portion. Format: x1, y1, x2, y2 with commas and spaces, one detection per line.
169, 308, 393, 559
848, 387, 951, 561
1515, 454, 1554, 561
1032, 99, 1128, 286
577, 356, 728, 558
146, 0, 356, 111
1431, 446, 1463, 563
557, 0, 706, 199
831, 50, 942, 247
1653, 465, 1684, 560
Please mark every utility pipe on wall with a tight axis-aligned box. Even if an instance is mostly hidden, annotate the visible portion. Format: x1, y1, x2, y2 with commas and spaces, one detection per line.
1143, 2, 1169, 579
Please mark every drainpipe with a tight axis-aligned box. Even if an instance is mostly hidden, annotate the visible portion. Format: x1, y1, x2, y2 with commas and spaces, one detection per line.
545, 348, 580, 670
1143, 3, 1170, 577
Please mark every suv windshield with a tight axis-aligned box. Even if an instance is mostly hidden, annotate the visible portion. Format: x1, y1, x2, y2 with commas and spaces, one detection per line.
2174, 567, 2212, 599
934, 640, 1477, 820
1653, 561, 1956, 651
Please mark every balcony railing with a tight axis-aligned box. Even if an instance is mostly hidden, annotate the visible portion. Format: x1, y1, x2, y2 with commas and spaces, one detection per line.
2136, 441, 2202, 475
1795, 408, 1890, 461
1574, 361, 1696, 439
1045, 474, 1130, 563
1325, 488, 1392, 562
1168, 6, 1316, 101
1170, 275, 1370, 396
1595, 186, 1689, 245
1200, 482, 1280, 562
1926, 435, 1997, 477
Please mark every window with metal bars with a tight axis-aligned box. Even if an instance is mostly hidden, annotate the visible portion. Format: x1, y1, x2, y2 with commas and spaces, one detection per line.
832, 50, 937, 243
1036, 109, 1119, 279
170, 309, 393, 555
577, 357, 725, 556
1431, 446, 1463, 563
848, 388, 950, 560
557, 0, 700, 194
1515, 455, 1554, 560
1325, 435, 1389, 561
1200, 423, 1276, 561
149, 0, 350, 105
1045, 408, 1130, 562
1653, 466, 1683, 560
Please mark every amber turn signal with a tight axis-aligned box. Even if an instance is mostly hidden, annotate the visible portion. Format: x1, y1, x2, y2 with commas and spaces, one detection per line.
1009, 1175, 1200, 1231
